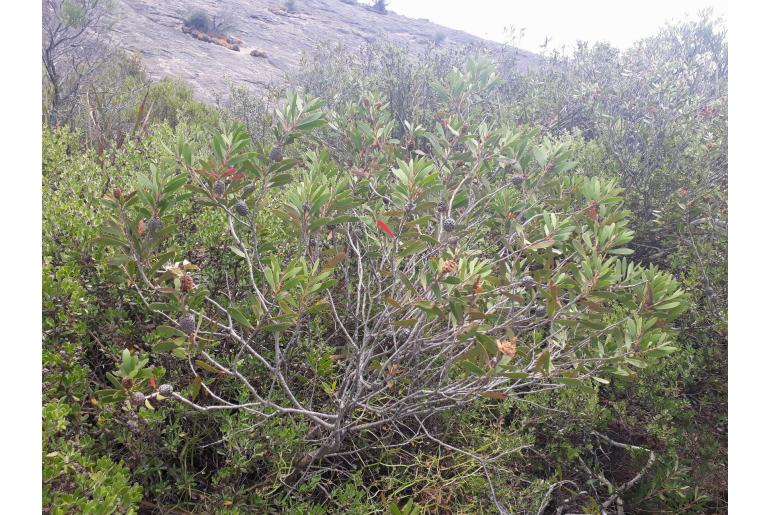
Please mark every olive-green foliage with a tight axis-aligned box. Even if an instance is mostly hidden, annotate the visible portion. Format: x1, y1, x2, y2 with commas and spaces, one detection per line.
43, 126, 140, 514
42, 114, 307, 513
43, 400, 143, 514
93, 56, 691, 515
505, 13, 727, 234
147, 79, 220, 129
289, 41, 481, 134
338, 13, 727, 511
273, 15, 728, 511
42, 12, 727, 514
44, 50, 219, 154
220, 83, 284, 142
43, 121, 235, 513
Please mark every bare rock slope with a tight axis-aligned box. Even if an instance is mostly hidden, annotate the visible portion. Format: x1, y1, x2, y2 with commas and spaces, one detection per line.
113, 0, 538, 101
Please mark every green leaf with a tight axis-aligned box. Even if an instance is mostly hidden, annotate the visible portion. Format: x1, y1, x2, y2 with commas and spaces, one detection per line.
309, 217, 332, 232
295, 117, 327, 131
398, 272, 418, 295
625, 358, 647, 368
306, 300, 330, 314
108, 255, 132, 266
181, 144, 192, 166
154, 341, 181, 352
229, 245, 246, 258
528, 239, 555, 251
163, 174, 187, 194
228, 306, 253, 330
460, 360, 485, 375
501, 372, 529, 379
121, 349, 132, 375
190, 376, 201, 400
171, 348, 188, 359
263, 323, 292, 333
328, 215, 359, 225
269, 174, 293, 187
534, 350, 553, 376
155, 325, 187, 338
397, 241, 428, 258
94, 389, 123, 403
93, 236, 127, 248
195, 360, 222, 374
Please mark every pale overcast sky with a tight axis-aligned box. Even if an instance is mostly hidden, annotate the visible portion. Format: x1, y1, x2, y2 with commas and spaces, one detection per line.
386, 0, 728, 53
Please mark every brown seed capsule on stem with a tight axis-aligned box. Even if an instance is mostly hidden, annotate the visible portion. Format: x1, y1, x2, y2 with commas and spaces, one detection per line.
130, 392, 146, 407
496, 338, 518, 357
441, 258, 458, 274
181, 274, 195, 293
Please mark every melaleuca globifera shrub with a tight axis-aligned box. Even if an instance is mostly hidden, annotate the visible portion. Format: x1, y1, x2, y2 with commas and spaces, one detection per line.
95, 58, 688, 505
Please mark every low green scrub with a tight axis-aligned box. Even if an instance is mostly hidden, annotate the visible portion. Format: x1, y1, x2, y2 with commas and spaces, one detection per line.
41, 12, 727, 513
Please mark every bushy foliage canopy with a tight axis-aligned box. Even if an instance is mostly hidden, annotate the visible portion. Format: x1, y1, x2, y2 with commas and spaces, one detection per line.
42, 11, 726, 514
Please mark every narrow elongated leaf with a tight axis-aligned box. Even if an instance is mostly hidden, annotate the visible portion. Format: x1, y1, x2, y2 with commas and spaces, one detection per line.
154, 340, 181, 352
228, 306, 253, 330
195, 360, 223, 374
155, 326, 187, 338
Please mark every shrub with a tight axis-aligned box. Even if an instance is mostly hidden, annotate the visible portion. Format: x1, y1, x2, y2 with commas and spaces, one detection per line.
42, 12, 727, 512
486, 17, 727, 507
219, 83, 284, 142
43, 0, 115, 128
145, 79, 219, 128
288, 41, 473, 134
77, 50, 151, 154
210, 11, 236, 34
184, 10, 234, 36
372, 0, 388, 14
43, 401, 143, 515
184, 11, 211, 33
95, 58, 687, 508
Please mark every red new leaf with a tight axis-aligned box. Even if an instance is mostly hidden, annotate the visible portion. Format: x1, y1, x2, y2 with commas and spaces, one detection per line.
376, 219, 395, 238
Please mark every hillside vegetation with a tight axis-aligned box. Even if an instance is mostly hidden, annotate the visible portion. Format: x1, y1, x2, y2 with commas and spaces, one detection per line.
42, 3, 726, 513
